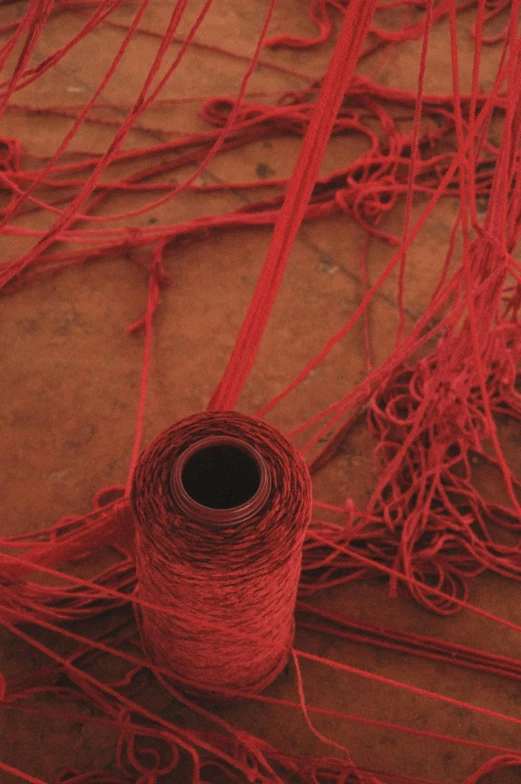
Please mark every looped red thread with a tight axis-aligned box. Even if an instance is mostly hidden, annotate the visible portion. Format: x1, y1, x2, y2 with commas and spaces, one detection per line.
116, 709, 180, 778
2, 2, 521, 783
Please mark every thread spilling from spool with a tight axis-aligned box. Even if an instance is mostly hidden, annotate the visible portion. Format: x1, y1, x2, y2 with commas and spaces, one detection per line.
130, 411, 312, 698
4, 1, 521, 782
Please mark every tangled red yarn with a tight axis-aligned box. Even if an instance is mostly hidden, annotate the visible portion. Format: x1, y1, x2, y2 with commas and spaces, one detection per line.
2, 0, 521, 781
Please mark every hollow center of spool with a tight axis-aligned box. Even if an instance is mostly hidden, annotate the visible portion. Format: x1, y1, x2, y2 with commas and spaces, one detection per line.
183, 443, 260, 509
170, 436, 271, 523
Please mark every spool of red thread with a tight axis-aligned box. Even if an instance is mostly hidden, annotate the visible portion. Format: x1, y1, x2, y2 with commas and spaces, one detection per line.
130, 411, 312, 698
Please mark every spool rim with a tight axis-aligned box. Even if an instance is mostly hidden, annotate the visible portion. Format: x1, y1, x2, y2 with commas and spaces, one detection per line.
170, 435, 271, 523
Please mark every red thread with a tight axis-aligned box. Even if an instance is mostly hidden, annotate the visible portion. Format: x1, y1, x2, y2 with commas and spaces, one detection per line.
207, 0, 378, 411
130, 411, 312, 697
2, 1, 521, 782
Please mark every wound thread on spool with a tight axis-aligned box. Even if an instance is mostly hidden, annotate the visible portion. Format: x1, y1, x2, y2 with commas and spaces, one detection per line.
130, 411, 312, 698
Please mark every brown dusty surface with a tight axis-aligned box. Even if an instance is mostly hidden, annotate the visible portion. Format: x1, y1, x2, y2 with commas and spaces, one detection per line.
1, 2, 520, 782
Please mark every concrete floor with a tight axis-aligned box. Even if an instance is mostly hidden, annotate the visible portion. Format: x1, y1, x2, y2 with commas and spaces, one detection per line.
1, 1, 520, 782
